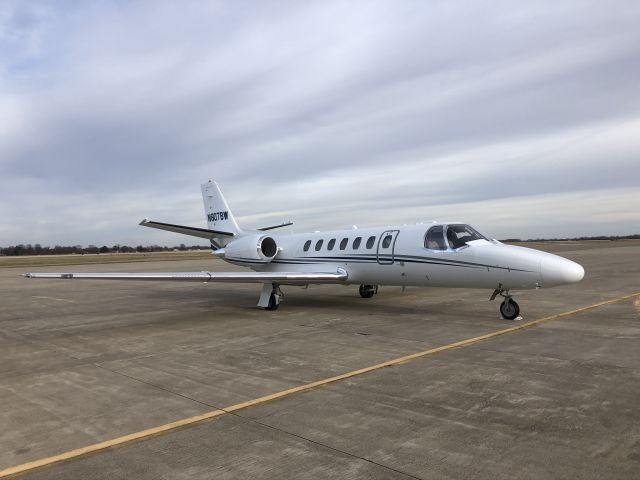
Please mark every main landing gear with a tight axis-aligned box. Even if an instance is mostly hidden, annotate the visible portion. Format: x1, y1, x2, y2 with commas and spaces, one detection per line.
359, 284, 378, 298
490, 285, 520, 320
259, 283, 283, 311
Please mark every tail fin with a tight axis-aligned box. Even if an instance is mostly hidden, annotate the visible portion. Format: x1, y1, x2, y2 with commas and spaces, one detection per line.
201, 180, 241, 235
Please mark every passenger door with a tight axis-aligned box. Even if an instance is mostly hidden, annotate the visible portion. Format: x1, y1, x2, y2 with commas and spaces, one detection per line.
376, 230, 399, 265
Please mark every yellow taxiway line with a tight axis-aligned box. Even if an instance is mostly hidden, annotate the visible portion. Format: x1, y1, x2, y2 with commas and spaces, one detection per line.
2, 291, 639, 478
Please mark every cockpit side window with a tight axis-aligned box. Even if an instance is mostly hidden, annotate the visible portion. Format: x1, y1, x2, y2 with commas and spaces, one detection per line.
445, 224, 488, 249
424, 225, 446, 250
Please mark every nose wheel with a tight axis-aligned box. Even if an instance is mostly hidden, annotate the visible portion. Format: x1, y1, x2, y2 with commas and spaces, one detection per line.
490, 285, 521, 320
499, 298, 520, 320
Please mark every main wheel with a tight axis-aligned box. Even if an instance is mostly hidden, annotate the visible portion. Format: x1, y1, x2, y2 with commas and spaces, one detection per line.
265, 293, 280, 310
500, 299, 520, 320
359, 285, 376, 298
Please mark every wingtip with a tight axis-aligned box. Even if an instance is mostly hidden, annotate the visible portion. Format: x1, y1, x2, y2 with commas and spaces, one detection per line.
139, 218, 150, 226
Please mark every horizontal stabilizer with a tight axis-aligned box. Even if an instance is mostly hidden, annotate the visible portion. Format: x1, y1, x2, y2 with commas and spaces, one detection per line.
139, 219, 235, 239
23, 269, 348, 284
258, 221, 293, 231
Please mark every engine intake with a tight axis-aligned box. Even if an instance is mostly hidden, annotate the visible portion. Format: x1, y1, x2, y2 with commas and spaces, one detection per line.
260, 236, 277, 258
224, 234, 279, 263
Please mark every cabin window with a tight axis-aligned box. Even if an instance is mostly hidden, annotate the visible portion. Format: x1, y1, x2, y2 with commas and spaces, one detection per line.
382, 235, 392, 248
327, 238, 336, 250
366, 236, 376, 249
315, 239, 323, 251
445, 224, 488, 249
425, 225, 446, 250
339, 238, 348, 250
353, 237, 362, 249
303, 240, 311, 252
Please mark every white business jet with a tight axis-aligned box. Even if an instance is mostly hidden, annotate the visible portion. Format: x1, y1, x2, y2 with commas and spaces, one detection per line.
24, 181, 585, 319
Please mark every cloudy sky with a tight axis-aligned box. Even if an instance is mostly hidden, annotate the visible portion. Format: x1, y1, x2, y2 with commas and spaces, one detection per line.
1, 0, 639, 246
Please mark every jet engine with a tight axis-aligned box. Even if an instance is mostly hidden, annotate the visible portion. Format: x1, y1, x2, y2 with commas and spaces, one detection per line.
223, 234, 279, 263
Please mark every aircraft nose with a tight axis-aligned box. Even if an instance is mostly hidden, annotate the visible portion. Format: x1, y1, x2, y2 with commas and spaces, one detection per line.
540, 256, 585, 286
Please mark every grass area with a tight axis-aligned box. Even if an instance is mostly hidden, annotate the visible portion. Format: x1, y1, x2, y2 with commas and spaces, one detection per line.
505, 239, 640, 253
0, 251, 212, 268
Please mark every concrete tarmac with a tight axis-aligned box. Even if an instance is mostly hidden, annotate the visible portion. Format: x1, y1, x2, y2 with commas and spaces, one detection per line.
0, 242, 639, 479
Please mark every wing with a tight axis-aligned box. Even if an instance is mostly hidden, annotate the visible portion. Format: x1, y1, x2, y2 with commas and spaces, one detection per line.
23, 269, 348, 285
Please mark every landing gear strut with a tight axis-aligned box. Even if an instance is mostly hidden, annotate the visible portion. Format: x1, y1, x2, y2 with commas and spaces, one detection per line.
359, 284, 378, 298
490, 285, 520, 320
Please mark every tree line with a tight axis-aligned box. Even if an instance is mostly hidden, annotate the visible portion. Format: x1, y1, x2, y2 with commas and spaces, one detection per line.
0, 244, 211, 256
2, 234, 639, 256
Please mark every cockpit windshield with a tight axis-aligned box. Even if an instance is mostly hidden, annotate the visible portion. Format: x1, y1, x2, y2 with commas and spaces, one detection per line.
425, 224, 488, 251
445, 224, 488, 249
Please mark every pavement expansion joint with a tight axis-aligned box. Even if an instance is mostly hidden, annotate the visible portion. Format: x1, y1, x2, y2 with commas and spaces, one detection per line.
93, 363, 224, 411
225, 410, 425, 480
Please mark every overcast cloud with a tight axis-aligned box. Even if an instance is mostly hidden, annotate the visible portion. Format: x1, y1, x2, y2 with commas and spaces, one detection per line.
1, 0, 639, 246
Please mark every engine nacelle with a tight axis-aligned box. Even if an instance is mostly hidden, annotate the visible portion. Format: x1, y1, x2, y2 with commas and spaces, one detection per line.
223, 234, 279, 263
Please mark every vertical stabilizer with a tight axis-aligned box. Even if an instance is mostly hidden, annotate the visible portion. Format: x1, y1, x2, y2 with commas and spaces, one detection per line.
201, 180, 241, 235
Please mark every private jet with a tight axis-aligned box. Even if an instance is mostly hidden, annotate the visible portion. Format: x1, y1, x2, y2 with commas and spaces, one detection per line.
24, 181, 585, 319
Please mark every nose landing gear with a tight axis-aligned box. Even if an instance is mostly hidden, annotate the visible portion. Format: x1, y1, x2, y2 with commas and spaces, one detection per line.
490, 285, 521, 320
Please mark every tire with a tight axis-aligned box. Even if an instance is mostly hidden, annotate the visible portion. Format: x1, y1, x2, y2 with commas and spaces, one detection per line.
500, 299, 520, 320
359, 285, 375, 298
265, 293, 280, 311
